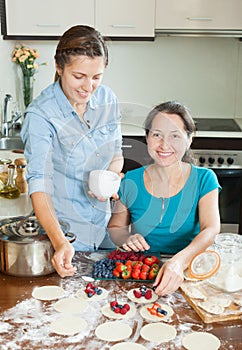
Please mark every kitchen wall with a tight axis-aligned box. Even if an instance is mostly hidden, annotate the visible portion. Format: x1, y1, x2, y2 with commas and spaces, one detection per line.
0, 30, 242, 119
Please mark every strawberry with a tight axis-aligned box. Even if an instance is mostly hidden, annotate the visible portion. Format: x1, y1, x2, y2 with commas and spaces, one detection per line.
131, 270, 140, 280
112, 269, 120, 278
144, 256, 159, 266
116, 263, 127, 273
121, 269, 131, 279
133, 289, 142, 298
140, 271, 148, 280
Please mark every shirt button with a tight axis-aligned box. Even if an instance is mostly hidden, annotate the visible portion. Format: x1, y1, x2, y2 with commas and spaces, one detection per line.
96, 153, 100, 157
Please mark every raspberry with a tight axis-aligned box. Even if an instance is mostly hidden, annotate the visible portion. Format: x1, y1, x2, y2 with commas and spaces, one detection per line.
114, 307, 121, 313
110, 301, 118, 308
120, 308, 127, 315
123, 304, 130, 311
133, 290, 142, 298
145, 290, 152, 299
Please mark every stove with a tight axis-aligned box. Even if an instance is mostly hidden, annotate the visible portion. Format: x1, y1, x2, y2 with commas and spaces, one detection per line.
194, 118, 241, 132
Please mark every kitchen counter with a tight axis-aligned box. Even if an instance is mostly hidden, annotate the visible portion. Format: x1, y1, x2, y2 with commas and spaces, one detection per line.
0, 251, 241, 350
121, 116, 242, 138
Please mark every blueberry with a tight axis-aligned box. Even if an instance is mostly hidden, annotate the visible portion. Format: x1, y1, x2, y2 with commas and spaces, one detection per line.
97, 289, 103, 295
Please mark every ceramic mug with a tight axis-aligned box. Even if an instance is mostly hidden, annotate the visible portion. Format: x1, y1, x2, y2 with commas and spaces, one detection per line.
88, 170, 121, 198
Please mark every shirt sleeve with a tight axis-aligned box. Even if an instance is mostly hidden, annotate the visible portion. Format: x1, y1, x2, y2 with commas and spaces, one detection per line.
21, 112, 55, 195
199, 168, 222, 199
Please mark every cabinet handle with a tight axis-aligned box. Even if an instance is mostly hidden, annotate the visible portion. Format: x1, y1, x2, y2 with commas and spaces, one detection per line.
111, 24, 136, 29
187, 17, 212, 21
122, 144, 133, 149
36, 24, 61, 27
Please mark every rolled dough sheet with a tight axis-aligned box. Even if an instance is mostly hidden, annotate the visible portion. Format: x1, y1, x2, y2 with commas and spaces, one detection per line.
140, 323, 177, 343
50, 315, 87, 336
76, 287, 108, 301
127, 288, 158, 304
101, 303, 136, 319
32, 285, 65, 301
139, 303, 174, 322
95, 321, 132, 341
182, 332, 221, 350
53, 297, 88, 313
110, 342, 148, 350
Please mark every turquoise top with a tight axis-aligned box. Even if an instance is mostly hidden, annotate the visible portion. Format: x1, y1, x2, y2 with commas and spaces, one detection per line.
118, 164, 221, 253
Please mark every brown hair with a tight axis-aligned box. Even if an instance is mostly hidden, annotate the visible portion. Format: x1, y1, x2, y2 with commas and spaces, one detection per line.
144, 101, 196, 163
54, 25, 108, 82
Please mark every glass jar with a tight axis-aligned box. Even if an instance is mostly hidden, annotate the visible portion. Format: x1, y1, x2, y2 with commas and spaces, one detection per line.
0, 164, 21, 199
0, 158, 12, 185
208, 233, 242, 292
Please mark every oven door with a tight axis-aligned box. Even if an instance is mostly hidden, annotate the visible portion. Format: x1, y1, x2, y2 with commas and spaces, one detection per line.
211, 168, 242, 234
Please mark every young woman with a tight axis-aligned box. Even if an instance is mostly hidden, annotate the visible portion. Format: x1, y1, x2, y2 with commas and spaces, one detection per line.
21, 25, 123, 277
108, 101, 221, 295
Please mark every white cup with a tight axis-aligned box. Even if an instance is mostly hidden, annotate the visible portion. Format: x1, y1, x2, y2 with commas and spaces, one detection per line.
88, 170, 121, 198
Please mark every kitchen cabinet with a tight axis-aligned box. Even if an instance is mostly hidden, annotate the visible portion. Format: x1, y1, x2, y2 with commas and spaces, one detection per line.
1, 0, 95, 38
95, 0, 155, 38
1, 0, 155, 40
155, 0, 242, 33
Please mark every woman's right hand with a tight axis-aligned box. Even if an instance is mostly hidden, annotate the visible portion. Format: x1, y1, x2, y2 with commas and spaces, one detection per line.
51, 240, 77, 277
122, 233, 150, 252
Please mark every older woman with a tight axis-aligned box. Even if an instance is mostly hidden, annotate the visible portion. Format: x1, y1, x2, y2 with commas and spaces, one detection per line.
108, 101, 221, 295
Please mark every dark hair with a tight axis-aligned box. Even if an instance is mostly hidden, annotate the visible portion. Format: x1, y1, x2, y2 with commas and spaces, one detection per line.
144, 101, 196, 163
54, 25, 108, 81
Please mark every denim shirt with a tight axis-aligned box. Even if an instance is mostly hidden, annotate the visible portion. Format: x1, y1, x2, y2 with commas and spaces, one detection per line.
21, 80, 122, 249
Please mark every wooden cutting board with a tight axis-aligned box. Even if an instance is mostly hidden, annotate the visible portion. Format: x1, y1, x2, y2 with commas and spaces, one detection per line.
180, 280, 242, 323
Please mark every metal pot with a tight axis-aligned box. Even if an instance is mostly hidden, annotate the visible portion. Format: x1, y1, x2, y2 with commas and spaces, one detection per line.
0, 213, 75, 277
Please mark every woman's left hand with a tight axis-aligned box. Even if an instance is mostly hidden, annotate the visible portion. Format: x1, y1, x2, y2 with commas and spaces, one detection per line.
153, 259, 184, 296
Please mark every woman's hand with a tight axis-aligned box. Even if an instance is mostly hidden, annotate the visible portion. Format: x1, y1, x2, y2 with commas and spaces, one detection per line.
153, 258, 184, 296
51, 241, 77, 278
122, 233, 150, 252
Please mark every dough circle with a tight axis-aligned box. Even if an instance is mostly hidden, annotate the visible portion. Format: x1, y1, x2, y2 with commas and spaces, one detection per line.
101, 303, 136, 319
95, 321, 132, 341
182, 332, 221, 350
50, 315, 87, 336
110, 342, 148, 350
76, 287, 108, 301
53, 297, 88, 313
127, 288, 158, 304
139, 303, 174, 322
197, 301, 224, 315
32, 285, 65, 301
140, 323, 177, 343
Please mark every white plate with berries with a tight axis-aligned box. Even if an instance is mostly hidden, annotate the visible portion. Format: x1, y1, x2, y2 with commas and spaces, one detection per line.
76, 282, 108, 301
127, 285, 158, 304
101, 301, 136, 319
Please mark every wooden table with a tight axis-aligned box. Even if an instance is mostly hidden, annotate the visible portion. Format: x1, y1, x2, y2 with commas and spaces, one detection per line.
0, 252, 241, 350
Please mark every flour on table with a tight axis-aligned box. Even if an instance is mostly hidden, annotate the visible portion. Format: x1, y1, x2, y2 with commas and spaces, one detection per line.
182, 331, 221, 350
101, 303, 136, 319
76, 287, 108, 301
207, 295, 232, 308
53, 297, 88, 313
140, 323, 177, 343
95, 321, 132, 341
234, 297, 242, 307
32, 285, 65, 301
127, 289, 158, 304
197, 301, 224, 315
139, 303, 174, 322
50, 315, 87, 336
181, 283, 206, 300
110, 342, 148, 350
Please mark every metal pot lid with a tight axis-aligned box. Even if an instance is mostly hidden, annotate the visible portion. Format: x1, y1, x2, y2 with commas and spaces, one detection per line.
0, 215, 70, 243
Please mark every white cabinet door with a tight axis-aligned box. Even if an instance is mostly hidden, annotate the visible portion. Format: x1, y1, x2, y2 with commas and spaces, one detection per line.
5, 0, 94, 36
156, 0, 242, 30
95, 0, 155, 37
